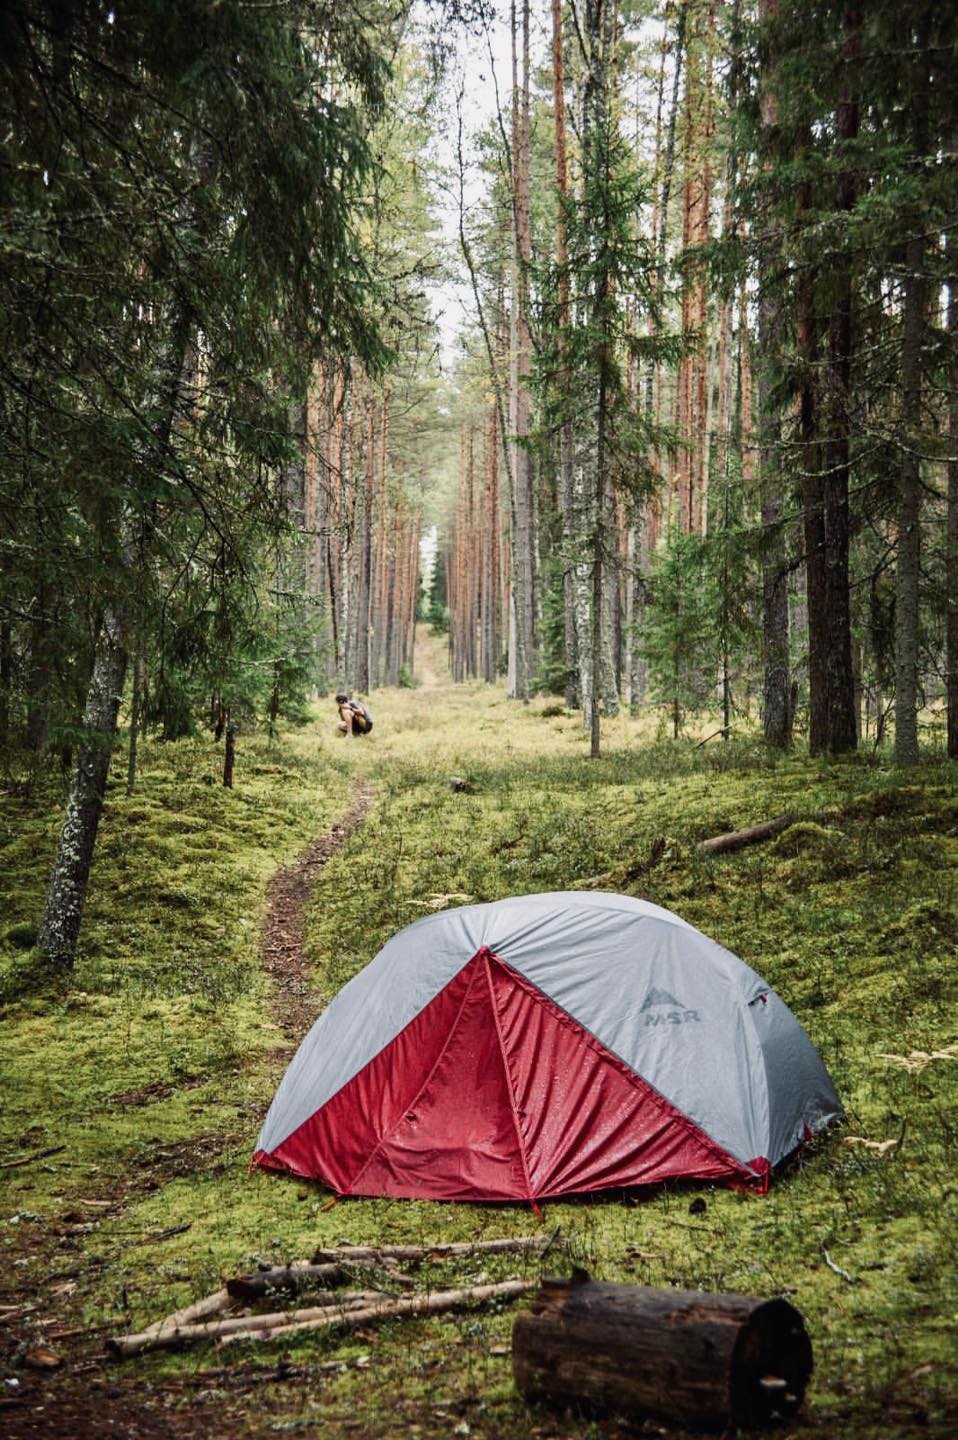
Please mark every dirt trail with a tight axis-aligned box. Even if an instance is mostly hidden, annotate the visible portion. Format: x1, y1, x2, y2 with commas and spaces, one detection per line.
411, 623, 447, 691
1, 782, 378, 1440
261, 779, 375, 1045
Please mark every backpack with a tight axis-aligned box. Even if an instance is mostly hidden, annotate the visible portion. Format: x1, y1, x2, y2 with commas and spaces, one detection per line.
351, 701, 373, 734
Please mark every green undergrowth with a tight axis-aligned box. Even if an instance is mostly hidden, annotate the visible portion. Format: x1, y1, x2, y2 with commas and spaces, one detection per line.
0, 725, 353, 1222
296, 675, 957, 1439
1, 646, 956, 1439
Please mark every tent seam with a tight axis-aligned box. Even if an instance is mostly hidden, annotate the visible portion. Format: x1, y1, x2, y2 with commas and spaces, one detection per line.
493, 953, 754, 1183
483, 951, 536, 1202
741, 993, 774, 1167
340, 956, 483, 1197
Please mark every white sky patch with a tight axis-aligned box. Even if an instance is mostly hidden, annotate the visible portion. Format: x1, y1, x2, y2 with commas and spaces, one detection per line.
421, 2, 515, 371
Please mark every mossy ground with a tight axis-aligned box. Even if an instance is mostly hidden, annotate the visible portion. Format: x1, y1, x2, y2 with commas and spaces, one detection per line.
1, 632, 955, 1439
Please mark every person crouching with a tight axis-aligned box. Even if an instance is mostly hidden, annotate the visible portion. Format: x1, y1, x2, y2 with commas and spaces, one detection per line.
335, 692, 372, 738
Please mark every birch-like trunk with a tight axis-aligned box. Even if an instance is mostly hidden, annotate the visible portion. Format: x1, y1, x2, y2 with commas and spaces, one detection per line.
37, 611, 127, 968
38, 295, 193, 969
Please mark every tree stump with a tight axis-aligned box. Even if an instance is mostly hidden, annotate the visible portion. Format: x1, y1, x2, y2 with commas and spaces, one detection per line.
512, 1272, 812, 1430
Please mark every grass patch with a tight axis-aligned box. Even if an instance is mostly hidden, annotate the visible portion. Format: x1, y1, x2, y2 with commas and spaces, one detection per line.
0, 724, 352, 1226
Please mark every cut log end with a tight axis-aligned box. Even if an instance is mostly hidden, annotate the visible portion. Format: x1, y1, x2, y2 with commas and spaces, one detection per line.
513, 1276, 812, 1431
730, 1297, 813, 1426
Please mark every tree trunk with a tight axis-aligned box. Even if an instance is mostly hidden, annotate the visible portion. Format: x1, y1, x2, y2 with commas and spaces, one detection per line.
24, 578, 55, 753
126, 647, 145, 796
0, 619, 13, 745
582, 0, 616, 758
947, 276, 958, 758
508, 0, 536, 700
894, 29, 930, 766
552, 0, 578, 709
796, 112, 830, 756
223, 719, 237, 789
37, 611, 127, 969
513, 1274, 812, 1430
756, 0, 792, 748
647, 0, 687, 433
816, 2, 861, 756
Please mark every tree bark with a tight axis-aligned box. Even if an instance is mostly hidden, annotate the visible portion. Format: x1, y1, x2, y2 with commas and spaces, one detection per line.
816, 2, 861, 756
947, 276, 958, 758
126, 647, 145, 796
757, 0, 792, 748
508, 0, 536, 700
223, 719, 237, 789
698, 812, 793, 854
513, 1274, 812, 1430
0, 619, 12, 744
552, 0, 578, 708
796, 110, 829, 756
222, 1279, 531, 1350
141, 1289, 232, 1339
227, 1262, 381, 1303
894, 25, 930, 765
37, 610, 127, 968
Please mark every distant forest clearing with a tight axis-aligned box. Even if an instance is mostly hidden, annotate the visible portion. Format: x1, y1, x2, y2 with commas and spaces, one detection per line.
1, 0, 956, 1437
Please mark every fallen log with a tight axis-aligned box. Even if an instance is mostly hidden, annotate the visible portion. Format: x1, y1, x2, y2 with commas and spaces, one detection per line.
227, 1262, 357, 1303
221, 1278, 533, 1347
697, 814, 793, 857
0, 1144, 67, 1170
133, 1221, 192, 1247
309, 1234, 553, 1265
141, 1288, 233, 1339
109, 1291, 383, 1358
228, 1259, 416, 1302
512, 1273, 812, 1431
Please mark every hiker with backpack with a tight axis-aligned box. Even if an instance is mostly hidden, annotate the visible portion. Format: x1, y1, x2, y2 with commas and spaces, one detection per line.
335, 692, 373, 738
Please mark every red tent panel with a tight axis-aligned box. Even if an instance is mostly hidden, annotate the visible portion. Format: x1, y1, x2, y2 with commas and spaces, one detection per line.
487, 954, 749, 1195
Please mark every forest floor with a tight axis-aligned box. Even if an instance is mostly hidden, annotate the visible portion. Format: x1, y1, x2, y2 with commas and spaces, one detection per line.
1, 629, 956, 1439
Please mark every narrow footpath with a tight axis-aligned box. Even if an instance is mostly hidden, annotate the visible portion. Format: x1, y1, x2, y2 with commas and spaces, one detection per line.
261, 780, 375, 1046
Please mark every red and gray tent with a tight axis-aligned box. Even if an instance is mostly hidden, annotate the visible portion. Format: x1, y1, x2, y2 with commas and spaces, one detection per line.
252, 891, 840, 1202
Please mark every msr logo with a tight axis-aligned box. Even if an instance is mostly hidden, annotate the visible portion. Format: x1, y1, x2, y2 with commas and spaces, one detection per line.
641, 987, 701, 1027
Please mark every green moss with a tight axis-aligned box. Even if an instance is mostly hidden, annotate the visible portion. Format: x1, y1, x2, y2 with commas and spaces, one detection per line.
0, 724, 351, 1224
1, 644, 955, 1438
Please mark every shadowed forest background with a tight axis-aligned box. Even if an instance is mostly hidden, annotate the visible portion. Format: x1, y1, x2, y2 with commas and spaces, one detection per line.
0, 1, 956, 1437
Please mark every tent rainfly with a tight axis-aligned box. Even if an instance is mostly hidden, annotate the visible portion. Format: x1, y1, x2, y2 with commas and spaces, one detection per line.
252, 892, 841, 1202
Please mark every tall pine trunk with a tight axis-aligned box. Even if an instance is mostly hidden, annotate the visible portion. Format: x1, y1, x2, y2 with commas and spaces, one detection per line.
815, 2, 860, 755
552, 0, 578, 708
508, 0, 536, 700
894, 27, 930, 766
757, 0, 792, 747
947, 274, 958, 759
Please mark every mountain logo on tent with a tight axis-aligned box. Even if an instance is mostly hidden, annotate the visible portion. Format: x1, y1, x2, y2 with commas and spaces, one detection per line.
641, 987, 701, 1027
641, 987, 682, 1011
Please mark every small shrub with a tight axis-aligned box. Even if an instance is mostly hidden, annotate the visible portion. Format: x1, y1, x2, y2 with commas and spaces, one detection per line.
4, 921, 37, 950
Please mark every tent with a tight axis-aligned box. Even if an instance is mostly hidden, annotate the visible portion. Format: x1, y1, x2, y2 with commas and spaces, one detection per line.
252, 891, 840, 1202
